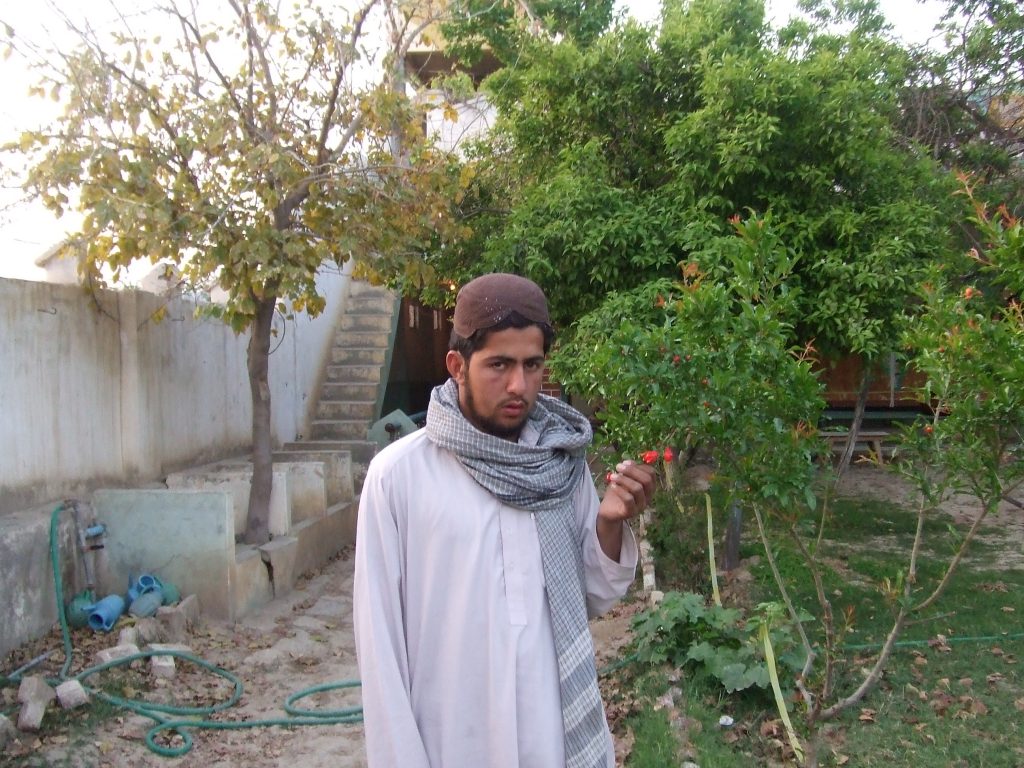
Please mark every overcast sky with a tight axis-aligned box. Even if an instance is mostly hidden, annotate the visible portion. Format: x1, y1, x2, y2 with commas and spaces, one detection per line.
617, 0, 949, 44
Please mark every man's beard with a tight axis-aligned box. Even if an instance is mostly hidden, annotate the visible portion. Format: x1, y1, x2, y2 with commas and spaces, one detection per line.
460, 369, 530, 440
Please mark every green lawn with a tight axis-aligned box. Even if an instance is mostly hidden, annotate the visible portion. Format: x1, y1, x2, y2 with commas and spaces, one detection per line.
614, 475, 1024, 767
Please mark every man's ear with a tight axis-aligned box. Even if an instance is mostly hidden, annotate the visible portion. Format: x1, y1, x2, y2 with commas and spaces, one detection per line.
446, 350, 466, 383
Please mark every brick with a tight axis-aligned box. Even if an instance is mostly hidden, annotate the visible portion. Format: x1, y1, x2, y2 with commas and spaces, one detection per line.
156, 595, 200, 642
135, 617, 167, 645
150, 655, 176, 679
55, 680, 90, 709
94, 643, 141, 666
156, 607, 187, 642
177, 594, 200, 623
17, 699, 48, 732
118, 626, 141, 647
17, 676, 55, 705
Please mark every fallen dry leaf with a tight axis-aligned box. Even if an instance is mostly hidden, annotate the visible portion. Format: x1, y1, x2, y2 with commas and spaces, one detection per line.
858, 708, 877, 723
978, 581, 1008, 592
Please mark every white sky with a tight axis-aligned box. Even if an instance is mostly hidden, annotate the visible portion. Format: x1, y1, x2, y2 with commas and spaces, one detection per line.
0, 0, 951, 280
617, 0, 950, 45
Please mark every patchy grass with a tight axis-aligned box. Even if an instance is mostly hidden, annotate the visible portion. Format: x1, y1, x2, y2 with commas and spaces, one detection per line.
618, 476, 1024, 767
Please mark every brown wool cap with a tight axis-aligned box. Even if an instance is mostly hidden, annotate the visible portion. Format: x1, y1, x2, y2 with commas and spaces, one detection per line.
453, 273, 551, 337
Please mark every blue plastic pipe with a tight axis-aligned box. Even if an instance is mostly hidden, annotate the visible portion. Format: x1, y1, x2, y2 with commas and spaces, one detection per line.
88, 595, 125, 632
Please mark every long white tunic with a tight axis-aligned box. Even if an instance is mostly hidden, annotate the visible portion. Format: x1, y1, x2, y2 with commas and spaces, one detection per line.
353, 426, 637, 768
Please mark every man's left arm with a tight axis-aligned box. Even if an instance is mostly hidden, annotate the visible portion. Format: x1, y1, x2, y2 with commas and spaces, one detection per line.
578, 460, 657, 617
597, 460, 657, 561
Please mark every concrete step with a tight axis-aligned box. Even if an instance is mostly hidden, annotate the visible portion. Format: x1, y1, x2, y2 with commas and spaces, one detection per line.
325, 363, 382, 383
317, 400, 376, 420
321, 382, 378, 401
310, 420, 371, 441
291, 499, 359, 578
330, 348, 387, 366
340, 313, 392, 333
350, 281, 394, 297
279, 440, 375, 488
348, 294, 397, 314
333, 331, 389, 348
280, 440, 377, 463
271, 449, 354, 506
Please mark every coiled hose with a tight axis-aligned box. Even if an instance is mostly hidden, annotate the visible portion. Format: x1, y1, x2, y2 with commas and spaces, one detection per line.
8, 501, 362, 758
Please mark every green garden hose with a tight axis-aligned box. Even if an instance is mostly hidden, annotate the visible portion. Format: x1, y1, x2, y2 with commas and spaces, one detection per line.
10, 501, 364, 758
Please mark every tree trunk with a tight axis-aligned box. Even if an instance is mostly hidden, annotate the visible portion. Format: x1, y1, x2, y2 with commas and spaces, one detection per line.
244, 293, 277, 545
836, 364, 872, 477
724, 497, 743, 571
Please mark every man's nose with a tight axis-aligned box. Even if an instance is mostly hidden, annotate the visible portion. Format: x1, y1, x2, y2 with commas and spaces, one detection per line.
506, 364, 527, 395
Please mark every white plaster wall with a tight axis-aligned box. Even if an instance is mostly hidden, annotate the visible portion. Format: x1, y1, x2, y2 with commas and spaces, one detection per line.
425, 94, 496, 155
0, 263, 351, 515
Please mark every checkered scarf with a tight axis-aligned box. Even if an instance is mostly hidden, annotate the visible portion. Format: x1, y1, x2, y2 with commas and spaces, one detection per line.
426, 378, 610, 768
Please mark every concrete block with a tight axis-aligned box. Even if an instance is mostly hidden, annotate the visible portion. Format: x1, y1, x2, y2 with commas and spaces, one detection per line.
92, 489, 234, 620
17, 675, 55, 705
95, 643, 141, 666
150, 655, 176, 679
259, 537, 299, 598
0, 713, 16, 748
291, 500, 357, 579
274, 461, 327, 525
156, 606, 187, 643
165, 464, 290, 539
154, 592, 202, 639
273, 450, 353, 506
230, 545, 273, 620
118, 626, 140, 647
177, 594, 201, 624
55, 680, 90, 709
135, 617, 167, 645
18, 699, 48, 732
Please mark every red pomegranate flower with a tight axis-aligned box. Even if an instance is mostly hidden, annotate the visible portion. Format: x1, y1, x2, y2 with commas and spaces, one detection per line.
641, 450, 660, 465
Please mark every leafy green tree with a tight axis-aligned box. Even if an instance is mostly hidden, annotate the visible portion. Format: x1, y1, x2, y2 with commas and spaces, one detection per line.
895, 0, 1024, 206
439, 0, 957, 358
440, 0, 616, 68
5, 0, 461, 543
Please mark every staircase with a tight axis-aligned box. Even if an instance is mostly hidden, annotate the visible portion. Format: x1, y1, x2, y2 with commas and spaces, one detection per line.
276, 279, 399, 498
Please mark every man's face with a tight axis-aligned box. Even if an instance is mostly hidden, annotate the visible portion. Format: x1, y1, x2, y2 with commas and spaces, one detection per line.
445, 325, 546, 440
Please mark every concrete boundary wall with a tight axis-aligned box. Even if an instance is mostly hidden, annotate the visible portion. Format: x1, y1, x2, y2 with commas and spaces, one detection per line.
0, 264, 351, 515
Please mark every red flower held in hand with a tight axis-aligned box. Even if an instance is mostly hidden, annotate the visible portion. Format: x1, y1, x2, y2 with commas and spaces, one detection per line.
641, 450, 660, 465
663, 447, 675, 463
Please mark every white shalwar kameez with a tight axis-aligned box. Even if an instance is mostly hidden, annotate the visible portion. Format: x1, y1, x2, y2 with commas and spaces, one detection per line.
353, 426, 638, 768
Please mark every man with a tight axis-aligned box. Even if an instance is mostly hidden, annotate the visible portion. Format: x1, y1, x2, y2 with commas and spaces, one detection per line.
353, 273, 656, 768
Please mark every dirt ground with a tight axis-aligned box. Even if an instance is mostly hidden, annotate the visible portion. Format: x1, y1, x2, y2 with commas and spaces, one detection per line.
3, 465, 1020, 768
